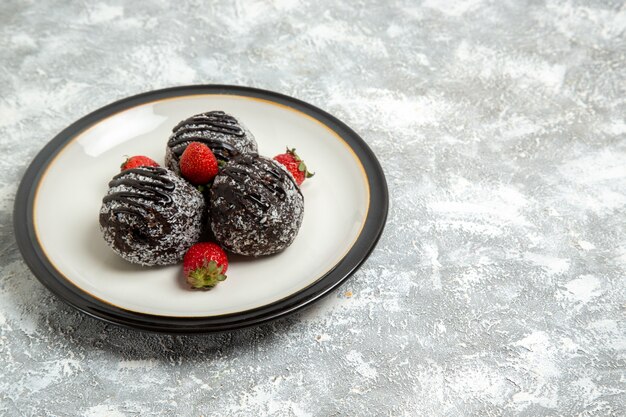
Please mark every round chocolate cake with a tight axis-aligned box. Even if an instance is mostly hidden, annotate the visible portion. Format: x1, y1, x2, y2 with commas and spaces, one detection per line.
165, 110, 258, 174
209, 154, 304, 256
99, 167, 205, 266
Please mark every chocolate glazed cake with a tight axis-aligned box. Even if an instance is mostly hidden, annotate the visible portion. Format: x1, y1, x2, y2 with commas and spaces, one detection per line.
165, 111, 258, 174
99, 167, 205, 266
209, 154, 304, 256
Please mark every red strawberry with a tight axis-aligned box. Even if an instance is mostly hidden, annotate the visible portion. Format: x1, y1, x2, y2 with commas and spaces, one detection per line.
274, 147, 314, 186
120, 155, 159, 171
179, 142, 219, 185
183, 242, 228, 289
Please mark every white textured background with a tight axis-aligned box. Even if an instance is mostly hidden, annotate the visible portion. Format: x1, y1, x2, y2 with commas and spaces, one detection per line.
1, 0, 625, 416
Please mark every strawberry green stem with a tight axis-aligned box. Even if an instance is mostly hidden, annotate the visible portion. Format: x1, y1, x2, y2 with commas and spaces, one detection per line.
186, 260, 227, 289
287, 147, 315, 178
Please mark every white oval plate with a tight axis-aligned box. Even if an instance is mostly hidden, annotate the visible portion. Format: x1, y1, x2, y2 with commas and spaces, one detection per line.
15, 85, 388, 333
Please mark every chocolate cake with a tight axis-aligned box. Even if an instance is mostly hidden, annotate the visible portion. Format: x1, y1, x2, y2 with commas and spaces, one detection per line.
209, 154, 304, 256
165, 111, 257, 174
99, 167, 205, 266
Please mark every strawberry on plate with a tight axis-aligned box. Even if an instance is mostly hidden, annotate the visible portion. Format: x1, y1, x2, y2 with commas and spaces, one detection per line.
273, 147, 314, 186
183, 242, 228, 289
120, 155, 159, 171
179, 142, 219, 185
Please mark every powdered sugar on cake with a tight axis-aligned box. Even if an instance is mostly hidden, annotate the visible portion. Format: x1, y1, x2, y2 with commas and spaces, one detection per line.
99, 167, 205, 266
209, 154, 304, 256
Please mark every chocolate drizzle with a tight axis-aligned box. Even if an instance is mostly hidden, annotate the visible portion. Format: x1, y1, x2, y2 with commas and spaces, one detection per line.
246, 193, 270, 210
213, 154, 301, 213
103, 167, 175, 216
99, 167, 179, 251
100, 166, 206, 265
168, 111, 248, 162
172, 111, 244, 136
208, 154, 305, 257
169, 136, 239, 159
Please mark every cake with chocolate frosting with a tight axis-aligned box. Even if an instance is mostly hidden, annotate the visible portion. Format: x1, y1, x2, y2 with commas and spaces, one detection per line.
165, 111, 257, 174
209, 154, 304, 256
99, 166, 205, 266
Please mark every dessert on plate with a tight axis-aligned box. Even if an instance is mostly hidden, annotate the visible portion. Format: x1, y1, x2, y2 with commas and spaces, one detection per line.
98, 110, 313, 289
99, 166, 205, 266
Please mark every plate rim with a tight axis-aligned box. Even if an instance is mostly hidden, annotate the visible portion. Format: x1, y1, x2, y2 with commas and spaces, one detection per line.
13, 84, 388, 334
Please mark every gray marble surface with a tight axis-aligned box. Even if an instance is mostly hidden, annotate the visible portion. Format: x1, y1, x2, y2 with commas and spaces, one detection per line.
1, 0, 625, 415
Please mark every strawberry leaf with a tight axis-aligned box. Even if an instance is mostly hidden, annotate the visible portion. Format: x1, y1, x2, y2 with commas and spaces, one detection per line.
186, 260, 227, 289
